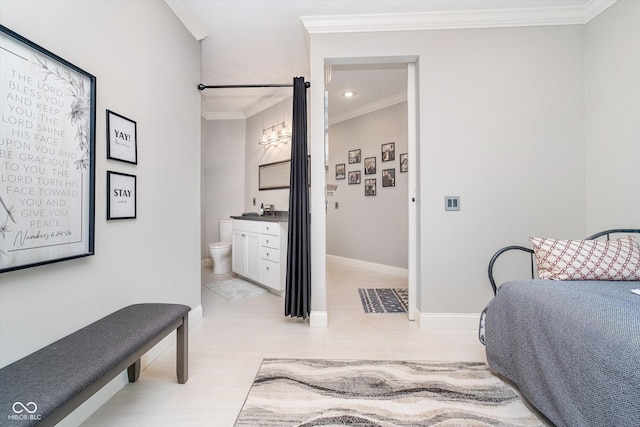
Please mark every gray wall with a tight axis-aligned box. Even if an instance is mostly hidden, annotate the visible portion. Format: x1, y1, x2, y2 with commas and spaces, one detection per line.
309, 24, 586, 315
327, 102, 408, 268
585, 0, 640, 232
201, 118, 245, 256
0, 0, 202, 366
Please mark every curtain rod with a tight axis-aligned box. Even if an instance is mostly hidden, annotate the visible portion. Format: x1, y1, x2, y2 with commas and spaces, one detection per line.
197, 82, 310, 90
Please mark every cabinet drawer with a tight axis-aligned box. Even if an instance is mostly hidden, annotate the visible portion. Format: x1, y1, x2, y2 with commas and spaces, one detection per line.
261, 259, 280, 290
232, 220, 261, 233
260, 222, 279, 235
260, 246, 280, 262
261, 234, 280, 249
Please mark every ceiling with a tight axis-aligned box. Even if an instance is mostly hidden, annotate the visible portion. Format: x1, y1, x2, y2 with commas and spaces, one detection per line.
166, 0, 611, 121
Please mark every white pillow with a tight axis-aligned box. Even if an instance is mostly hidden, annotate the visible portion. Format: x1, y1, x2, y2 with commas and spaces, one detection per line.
529, 236, 640, 281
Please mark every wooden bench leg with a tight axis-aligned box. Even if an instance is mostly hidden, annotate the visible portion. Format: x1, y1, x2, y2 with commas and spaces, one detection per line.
177, 314, 188, 384
128, 359, 141, 382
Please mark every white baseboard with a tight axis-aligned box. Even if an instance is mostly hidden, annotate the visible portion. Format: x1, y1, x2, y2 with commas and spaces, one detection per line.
57, 304, 204, 426
326, 254, 408, 278
309, 310, 328, 327
417, 312, 480, 330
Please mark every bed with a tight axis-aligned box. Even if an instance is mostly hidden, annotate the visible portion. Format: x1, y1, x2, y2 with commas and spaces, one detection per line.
480, 229, 640, 427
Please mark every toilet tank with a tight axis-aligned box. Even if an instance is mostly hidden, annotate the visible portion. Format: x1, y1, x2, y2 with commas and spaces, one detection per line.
219, 219, 233, 242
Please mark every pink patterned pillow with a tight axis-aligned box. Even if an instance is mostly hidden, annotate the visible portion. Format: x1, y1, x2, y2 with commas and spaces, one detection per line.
529, 236, 640, 280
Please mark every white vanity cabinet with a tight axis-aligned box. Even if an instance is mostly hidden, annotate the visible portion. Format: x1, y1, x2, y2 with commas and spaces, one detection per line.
231, 220, 260, 282
232, 219, 288, 292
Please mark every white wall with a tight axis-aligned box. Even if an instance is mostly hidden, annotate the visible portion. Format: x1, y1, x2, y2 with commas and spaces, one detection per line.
201, 118, 245, 257
0, 1, 202, 366
309, 25, 586, 316
585, 0, 640, 232
327, 102, 408, 268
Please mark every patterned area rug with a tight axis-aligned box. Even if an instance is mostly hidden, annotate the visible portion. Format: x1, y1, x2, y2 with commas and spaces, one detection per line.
358, 288, 408, 313
234, 359, 543, 426
205, 278, 267, 301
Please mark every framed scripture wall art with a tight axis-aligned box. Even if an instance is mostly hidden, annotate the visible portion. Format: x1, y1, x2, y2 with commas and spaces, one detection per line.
0, 25, 96, 273
107, 110, 137, 164
107, 171, 136, 220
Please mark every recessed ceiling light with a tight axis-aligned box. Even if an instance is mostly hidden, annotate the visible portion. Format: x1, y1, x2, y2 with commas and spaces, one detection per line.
342, 90, 356, 98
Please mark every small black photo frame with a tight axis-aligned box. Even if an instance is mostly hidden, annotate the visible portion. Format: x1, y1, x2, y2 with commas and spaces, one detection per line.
400, 153, 408, 172
382, 142, 395, 162
382, 168, 396, 187
107, 171, 137, 220
364, 157, 376, 175
348, 170, 361, 184
365, 179, 376, 196
336, 163, 346, 180
107, 110, 137, 164
348, 149, 361, 164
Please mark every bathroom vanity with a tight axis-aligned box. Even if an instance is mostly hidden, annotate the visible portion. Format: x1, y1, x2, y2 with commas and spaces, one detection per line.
230, 216, 288, 292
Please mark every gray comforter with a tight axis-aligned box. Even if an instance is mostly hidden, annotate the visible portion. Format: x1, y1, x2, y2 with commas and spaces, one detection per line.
483, 279, 640, 427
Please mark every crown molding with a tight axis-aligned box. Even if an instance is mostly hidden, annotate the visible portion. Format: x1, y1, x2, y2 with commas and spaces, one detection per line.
330, 92, 407, 125
301, 0, 618, 34
165, 0, 208, 41
243, 95, 292, 119
201, 111, 245, 121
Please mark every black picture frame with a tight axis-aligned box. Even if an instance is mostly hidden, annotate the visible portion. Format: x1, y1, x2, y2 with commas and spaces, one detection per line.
336, 163, 345, 180
0, 25, 96, 273
365, 179, 376, 196
382, 142, 395, 162
382, 168, 396, 187
348, 170, 361, 184
348, 149, 361, 164
107, 171, 137, 220
400, 153, 408, 172
107, 110, 137, 164
364, 157, 376, 175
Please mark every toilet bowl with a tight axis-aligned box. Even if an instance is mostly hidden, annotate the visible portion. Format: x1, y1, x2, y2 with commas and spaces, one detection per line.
209, 219, 232, 274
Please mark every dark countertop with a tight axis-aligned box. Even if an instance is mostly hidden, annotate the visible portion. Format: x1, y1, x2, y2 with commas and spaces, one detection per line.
230, 213, 288, 223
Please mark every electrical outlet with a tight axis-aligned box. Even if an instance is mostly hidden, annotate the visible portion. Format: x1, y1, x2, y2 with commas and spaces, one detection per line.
335, 202, 339, 209
253, 198, 256, 206
445, 196, 460, 211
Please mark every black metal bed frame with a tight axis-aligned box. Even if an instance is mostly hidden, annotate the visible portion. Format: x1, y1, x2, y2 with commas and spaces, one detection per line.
487, 228, 640, 295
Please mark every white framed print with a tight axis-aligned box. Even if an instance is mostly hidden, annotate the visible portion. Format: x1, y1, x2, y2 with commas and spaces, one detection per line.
107, 171, 136, 220
107, 110, 137, 164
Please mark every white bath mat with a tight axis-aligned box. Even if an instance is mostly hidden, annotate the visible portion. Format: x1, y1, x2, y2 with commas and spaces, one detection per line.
206, 278, 267, 301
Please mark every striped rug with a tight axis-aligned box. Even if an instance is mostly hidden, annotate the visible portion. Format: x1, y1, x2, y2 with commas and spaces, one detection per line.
234, 359, 543, 426
358, 288, 408, 313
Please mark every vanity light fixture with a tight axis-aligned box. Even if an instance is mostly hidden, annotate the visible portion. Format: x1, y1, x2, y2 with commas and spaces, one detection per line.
259, 121, 291, 146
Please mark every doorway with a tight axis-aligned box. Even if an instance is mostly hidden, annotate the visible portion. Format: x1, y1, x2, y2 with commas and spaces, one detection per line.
324, 58, 418, 321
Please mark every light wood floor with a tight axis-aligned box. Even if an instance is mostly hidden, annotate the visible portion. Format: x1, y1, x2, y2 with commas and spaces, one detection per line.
82, 258, 486, 426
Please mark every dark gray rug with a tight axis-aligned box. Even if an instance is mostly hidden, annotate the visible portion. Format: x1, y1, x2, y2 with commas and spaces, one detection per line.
234, 359, 544, 426
358, 288, 408, 313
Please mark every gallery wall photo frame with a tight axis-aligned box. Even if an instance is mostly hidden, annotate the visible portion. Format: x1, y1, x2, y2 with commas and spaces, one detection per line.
400, 153, 408, 172
348, 170, 361, 184
382, 168, 396, 187
107, 109, 137, 164
364, 157, 376, 175
336, 163, 345, 180
0, 25, 96, 273
107, 171, 137, 220
348, 149, 361, 164
365, 179, 376, 196
382, 142, 395, 162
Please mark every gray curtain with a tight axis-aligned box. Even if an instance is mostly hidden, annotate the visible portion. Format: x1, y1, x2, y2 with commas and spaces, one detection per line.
285, 77, 310, 318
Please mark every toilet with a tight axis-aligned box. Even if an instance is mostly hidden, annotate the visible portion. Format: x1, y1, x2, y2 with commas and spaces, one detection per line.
208, 219, 232, 274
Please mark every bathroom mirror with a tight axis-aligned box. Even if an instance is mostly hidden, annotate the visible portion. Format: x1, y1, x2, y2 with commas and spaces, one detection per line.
259, 159, 291, 190
259, 156, 310, 191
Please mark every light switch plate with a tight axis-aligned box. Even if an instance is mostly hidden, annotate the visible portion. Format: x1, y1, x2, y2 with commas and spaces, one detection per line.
445, 196, 460, 211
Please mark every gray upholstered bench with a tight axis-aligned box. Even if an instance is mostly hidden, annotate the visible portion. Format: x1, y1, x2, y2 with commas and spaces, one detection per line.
0, 303, 190, 427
